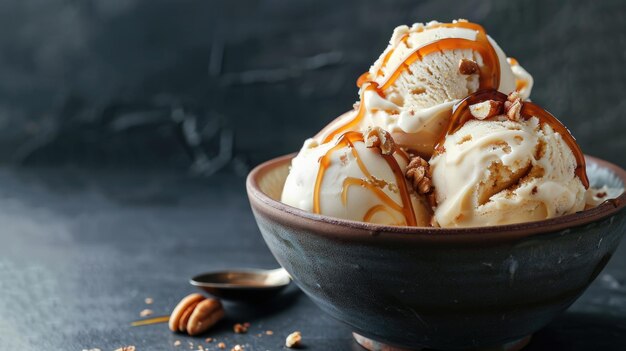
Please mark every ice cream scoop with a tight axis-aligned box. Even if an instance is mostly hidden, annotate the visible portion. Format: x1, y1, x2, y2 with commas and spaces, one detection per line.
430, 91, 588, 227
315, 20, 533, 157
282, 130, 432, 226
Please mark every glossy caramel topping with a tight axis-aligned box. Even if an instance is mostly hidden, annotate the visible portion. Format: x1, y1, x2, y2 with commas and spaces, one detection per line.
363, 204, 395, 223
434, 90, 589, 188
324, 21, 500, 144
313, 131, 417, 225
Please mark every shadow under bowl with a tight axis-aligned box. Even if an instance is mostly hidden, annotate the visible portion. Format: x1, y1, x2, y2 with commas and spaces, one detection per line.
246, 154, 626, 350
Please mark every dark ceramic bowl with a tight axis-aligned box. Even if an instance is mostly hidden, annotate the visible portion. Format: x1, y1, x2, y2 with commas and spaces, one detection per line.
246, 154, 626, 351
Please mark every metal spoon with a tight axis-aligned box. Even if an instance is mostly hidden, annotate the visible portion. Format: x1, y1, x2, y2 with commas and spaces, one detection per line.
190, 268, 291, 302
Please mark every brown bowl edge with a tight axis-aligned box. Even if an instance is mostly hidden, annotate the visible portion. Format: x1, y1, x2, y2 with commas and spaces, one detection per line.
246, 153, 626, 245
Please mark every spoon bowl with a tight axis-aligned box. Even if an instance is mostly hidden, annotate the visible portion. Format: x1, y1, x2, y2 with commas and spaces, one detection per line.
190, 268, 291, 302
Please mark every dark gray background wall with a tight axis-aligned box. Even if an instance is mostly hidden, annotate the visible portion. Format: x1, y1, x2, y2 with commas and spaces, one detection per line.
1, 0, 624, 171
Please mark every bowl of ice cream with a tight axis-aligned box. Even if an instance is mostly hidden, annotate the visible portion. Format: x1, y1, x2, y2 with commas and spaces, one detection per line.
247, 154, 625, 350
246, 19, 626, 350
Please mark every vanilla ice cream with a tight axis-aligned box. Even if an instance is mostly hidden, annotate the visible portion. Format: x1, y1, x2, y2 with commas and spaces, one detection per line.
280, 19, 599, 228
315, 20, 533, 157
282, 131, 432, 226
430, 94, 587, 227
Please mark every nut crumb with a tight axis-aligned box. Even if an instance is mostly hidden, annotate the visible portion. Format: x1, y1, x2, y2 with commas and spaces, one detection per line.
405, 156, 433, 195
114, 347, 135, 351
144, 297, 153, 305
205, 338, 213, 343
139, 309, 153, 317
265, 330, 274, 335
596, 191, 607, 198
231, 345, 244, 351
82, 349, 101, 351
174, 340, 181, 347
364, 126, 395, 155
197, 346, 205, 351
458, 58, 479, 75
233, 323, 248, 333
218, 342, 226, 349
469, 100, 502, 120
286, 331, 302, 348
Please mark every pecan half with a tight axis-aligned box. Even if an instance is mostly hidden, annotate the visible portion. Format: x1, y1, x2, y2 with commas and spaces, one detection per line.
405, 156, 433, 195
187, 298, 225, 336
458, 58, 479, 75
169, 293, 205, 332
169, 293, 225, 336
364, 126, 395, 155
469, 100, 503, 120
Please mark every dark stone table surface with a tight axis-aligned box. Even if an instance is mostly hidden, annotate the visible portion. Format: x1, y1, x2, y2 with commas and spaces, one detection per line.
0, 167, 625, 351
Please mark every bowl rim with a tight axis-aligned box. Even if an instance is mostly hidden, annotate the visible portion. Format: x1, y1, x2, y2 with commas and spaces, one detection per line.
246, 153, 626, 243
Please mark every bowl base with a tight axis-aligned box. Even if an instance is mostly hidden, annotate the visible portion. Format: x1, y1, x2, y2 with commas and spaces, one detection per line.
352, 332, 532, 351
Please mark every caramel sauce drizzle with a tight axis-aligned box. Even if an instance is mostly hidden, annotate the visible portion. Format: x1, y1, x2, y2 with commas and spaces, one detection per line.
363, 204, 396, 223
508, 57, 527, 91
313, 131, 417, 225
322, 21, 500, 144
434, 90, 589, 188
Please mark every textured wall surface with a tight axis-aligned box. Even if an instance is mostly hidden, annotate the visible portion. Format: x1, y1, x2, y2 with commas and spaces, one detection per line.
0, 0, 624, 170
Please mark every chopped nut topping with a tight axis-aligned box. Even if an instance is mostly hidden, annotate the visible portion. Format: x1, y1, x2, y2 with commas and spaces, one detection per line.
233, 323, 248, 333
364, 126, 395, 155
469, 100, 503, 119
406, 156, 433, 195
285, 331, 302, 348
139, 309, 153, 317
458, 58, 479, 75
504, 92, 523, 121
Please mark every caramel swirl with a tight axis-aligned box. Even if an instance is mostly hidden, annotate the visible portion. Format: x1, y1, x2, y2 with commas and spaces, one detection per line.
313, 131, 417, 225
323, 21, 500, 144
434, 90, 589, 188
